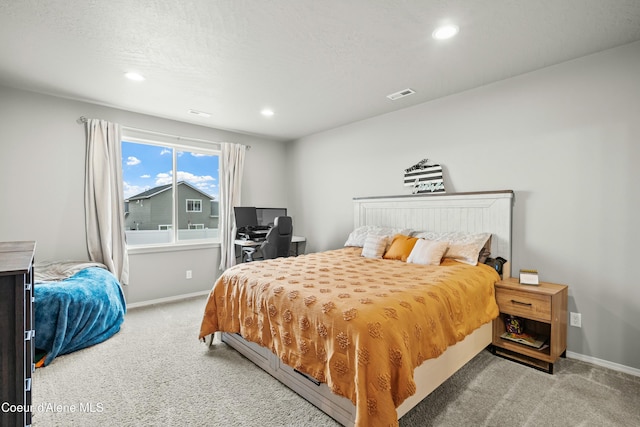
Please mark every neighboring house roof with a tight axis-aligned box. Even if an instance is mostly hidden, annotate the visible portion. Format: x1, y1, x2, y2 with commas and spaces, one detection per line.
126, 181, 214, 201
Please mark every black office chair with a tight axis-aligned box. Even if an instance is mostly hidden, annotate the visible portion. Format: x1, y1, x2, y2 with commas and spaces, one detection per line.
260, 216, 293, 260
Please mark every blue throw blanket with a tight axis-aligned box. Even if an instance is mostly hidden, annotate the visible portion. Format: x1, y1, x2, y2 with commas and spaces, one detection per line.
34, 267, 126, 366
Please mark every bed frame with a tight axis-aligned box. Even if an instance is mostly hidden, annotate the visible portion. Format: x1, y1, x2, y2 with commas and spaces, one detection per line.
221, 190, 514, 425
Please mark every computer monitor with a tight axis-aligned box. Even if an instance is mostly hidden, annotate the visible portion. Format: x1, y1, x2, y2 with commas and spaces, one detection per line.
234, 206, 258, 229
256, 208, 287, 227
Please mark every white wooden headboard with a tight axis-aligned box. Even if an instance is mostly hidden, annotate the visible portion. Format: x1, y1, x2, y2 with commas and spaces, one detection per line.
353, 190, 514, 274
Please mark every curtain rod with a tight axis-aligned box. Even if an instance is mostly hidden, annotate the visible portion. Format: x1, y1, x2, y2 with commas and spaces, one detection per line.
76, 116, 251, 150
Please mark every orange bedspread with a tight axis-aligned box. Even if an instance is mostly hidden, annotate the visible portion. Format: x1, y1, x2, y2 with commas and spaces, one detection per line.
199, 247, 500, 427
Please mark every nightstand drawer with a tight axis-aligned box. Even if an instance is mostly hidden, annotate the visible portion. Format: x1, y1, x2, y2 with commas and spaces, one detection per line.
495, 288, 551, 322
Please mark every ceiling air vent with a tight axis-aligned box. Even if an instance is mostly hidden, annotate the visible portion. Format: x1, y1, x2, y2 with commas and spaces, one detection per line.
386, 88, 416, 101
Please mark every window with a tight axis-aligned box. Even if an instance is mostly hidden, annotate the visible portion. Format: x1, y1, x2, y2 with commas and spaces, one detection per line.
186, 199, 202, 212
121, 130, 220, 246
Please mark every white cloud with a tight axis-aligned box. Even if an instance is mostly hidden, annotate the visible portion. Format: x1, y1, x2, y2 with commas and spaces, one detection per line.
140, 174, 150, 178
155, 172, 172, 185
154, 171, 217, 196
123, 181, 148, 199
126, 156, 141, 166
176, 171, 215, 183
160, 148, 171, 155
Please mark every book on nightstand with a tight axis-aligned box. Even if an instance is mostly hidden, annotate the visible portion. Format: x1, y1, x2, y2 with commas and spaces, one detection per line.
500, 331, 548, 349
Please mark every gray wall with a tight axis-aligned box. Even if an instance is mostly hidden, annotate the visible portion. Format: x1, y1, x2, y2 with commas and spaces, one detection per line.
0, 85, 290, 304
287, 41, 640, 370
1, 40, 638, 371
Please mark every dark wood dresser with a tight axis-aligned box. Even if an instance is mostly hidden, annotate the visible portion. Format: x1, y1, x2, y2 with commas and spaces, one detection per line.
0, 241, 36, 427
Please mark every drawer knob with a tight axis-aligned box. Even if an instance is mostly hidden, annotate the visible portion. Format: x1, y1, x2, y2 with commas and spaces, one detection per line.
511, 299, 532, 307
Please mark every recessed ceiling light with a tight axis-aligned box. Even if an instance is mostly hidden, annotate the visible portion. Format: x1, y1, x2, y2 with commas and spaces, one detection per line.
188, 109, 211, 118
124, 72, 145, 81
432, 24, 459, 40
261, 109, 274, 117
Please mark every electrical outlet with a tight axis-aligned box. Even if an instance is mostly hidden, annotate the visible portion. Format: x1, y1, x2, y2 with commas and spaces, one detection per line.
186, 270, 192, 279
570, 312, 581, 327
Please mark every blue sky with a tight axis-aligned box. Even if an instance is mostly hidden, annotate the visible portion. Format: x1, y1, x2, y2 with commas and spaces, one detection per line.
122, 141, 219, 200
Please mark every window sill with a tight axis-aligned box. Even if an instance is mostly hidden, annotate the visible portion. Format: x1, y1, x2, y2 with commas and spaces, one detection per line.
127, 240, 220, 255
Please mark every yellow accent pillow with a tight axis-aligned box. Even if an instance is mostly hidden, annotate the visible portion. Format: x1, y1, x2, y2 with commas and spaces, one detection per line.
383, 234, 418, 261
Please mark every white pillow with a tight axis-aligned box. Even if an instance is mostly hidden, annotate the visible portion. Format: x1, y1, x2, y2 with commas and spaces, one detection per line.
411, 231, 491, 265
406, 239, 449, 265
361, 235, 389, 259
344, 226, 413, 247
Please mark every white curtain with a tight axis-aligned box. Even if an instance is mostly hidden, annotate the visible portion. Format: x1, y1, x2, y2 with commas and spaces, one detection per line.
219, 143, 246, 270
84, 119, 129, 284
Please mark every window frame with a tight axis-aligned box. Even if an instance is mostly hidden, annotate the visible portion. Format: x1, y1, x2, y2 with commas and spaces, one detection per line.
121, 128, 221, 250
186, 199, 203, 213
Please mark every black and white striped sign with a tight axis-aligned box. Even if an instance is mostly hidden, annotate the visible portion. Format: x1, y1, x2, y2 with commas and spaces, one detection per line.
403, 159, 446, 194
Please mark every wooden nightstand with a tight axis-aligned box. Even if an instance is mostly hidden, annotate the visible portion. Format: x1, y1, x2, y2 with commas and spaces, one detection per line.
491, 277, 568, 373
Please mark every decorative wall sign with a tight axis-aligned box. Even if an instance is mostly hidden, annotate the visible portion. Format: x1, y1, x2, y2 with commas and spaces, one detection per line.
403, 158, 446, 194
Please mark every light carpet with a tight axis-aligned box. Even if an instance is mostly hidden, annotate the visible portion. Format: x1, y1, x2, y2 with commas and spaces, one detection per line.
32, 296, 640, 426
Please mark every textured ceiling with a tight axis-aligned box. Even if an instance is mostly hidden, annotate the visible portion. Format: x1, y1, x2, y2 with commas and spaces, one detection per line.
1, 1, 639, 141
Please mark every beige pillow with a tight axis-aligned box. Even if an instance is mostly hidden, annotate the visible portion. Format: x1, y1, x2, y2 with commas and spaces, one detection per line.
412, 231, 491, 265
407, 239, 449, 266
361, 234, 389, 259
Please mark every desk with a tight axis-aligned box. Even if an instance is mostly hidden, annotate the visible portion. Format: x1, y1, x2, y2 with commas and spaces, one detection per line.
235, 235, 306, 262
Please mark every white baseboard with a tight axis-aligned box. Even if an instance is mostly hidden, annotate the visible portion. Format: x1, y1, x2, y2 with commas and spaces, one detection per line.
566, 351, 640, 377
126, 290, 210, 309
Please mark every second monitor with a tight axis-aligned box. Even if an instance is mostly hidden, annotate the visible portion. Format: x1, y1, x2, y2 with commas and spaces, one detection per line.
256, 207, 287, 227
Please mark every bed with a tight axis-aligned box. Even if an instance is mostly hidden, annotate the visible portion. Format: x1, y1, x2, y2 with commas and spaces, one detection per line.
34, 261, 127, 367
199, 190, 513, 426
